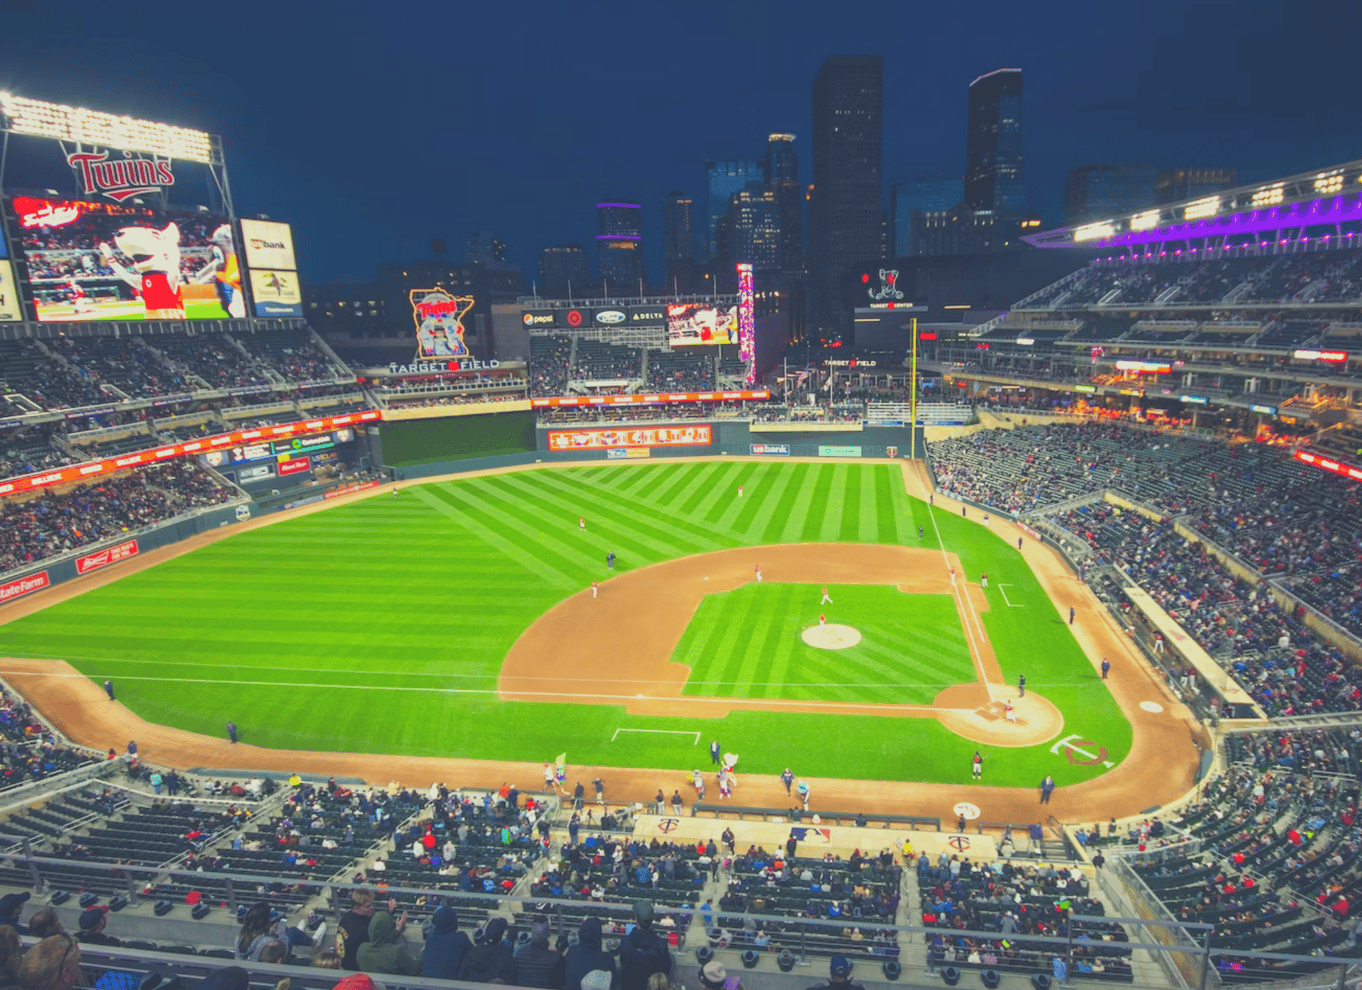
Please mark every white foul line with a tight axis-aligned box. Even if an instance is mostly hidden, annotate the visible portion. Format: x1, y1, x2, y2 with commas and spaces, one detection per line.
997, 584, 1025, 608
611, 728, 700, 744
912, 469, 992, 702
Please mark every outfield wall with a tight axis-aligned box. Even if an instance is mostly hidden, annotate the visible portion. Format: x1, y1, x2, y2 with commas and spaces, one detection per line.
375, 411, 536, 469
534, 421, 921, 461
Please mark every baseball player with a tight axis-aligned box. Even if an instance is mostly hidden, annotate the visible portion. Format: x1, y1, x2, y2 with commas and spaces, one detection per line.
1005, 700, 1017, 723
919, 526, 924, 539
950, 567, 957, 586
820, 586, 833, 605
983, 513, 990, 527
591, 581, 598, 599
972, 751, 984, 779
755, 564, 762, 583
819, 612, 826, 629
392, 486, 398, 497
738, 485, 743, 498
981, 572, 988, 588
579, 516, 585, 532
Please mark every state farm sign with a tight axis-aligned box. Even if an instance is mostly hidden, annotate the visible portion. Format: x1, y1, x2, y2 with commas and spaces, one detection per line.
75, 539, 140, 575
0, 572, 49, 605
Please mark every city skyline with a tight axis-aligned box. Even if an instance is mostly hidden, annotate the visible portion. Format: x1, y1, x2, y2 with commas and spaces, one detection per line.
0, 0, 1352, 286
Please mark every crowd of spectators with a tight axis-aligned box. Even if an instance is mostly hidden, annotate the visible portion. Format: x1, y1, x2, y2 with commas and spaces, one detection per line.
530, 337, 572, 395
0, 460, 237, 574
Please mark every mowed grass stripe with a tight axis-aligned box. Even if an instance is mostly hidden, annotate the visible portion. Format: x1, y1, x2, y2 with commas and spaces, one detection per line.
699, 463, 744, 522
661, 461, 730, 519
531, 471, 725, 554
632, 463, 686, 500
728, 584, 796, 698
768, 464, 814, 543
857, 465, 880, 543
417, 486, 582, 587
482, 474, 692, 561
822, 465, 854, 542
796, 465, 836, 542
653, 462, 711, 506
723, 462, 778, 535
739, 461, 798, 543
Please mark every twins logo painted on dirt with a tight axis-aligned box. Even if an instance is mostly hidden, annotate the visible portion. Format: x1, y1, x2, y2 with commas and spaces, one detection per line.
66, 149, 175, 202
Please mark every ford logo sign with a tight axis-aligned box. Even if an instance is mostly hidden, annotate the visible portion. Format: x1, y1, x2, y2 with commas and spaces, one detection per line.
595, 310, 625, 324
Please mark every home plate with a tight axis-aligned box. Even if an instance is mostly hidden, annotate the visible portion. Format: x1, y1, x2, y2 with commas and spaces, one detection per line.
801, 624, 862, 650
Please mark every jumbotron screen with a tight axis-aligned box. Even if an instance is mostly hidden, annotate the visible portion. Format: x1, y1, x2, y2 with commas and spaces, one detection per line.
10, 196, 245, 322
666, 302, 738, 346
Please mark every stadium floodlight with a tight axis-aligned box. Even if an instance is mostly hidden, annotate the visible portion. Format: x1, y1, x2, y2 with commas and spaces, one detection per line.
1251, 184, 1284, 207
1129, 210, 1161, 231
1073, 221, 1115, 242
1182, 196, 1220, 220
1314, 173, 1344, 194
0, 93, 213, 162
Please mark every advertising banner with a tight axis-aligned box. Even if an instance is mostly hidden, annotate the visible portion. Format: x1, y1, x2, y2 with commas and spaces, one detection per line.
239, 219, 298, 271
818, 445, 863, 457
521, 310, 559, 329
273, 433, 337, 456
11, 196, 246, 322
532, 389, 768, 408
666, 302, 738, 346
0, 410, 381, 496
249, 268, 303, 317
324, 479, 380, 500
607, 447, 652, 459
627, 306, 666, 325
547, 425, 712, 452
1017, 521, 1042, 541
236, 464, 275, 483
277, 456, 312, 476
74, 539, 140, 575
750, 443, 790, 455
0, 262, 21, 322
230, 442, 274, 463
410, 288, 474, 358
0, 571, 50, 605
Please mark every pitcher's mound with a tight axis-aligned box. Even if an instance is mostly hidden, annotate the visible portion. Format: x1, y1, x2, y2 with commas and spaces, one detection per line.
802, 624, 862, 650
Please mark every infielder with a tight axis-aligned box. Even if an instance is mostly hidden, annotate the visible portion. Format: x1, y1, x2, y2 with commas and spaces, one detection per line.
972, 751, 984, 779
591, 581, 598, 599
820, 586, 833, 605
819, 612, 826, 629
755, 565, 762, 583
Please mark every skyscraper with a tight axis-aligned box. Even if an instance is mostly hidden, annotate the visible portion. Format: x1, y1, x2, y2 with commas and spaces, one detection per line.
539, 244, 589, 297
810, 55, 883, 326
663, 191, 694, 293
891, 176, 964, 257
1064, 164, 1157, 226
964, 68, 1026, 217
706, 160, 764, 265
1156, 167, 1238, 205
764, 133, 802, 271
727, 184, 781, 272
596, 202, 643, 290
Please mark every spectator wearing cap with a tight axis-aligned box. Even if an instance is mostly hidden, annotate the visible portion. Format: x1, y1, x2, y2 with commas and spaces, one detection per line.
806, 956, 865, 990
74, 906, 118, 947
458, 917, 515, 984
515, 918, 565, 989
0, 894, 29, 935
18, 934, 80, 990
564, 917, 615, 990
698, 961, 740, 990
420, 906, 470, 981
619, 901, 672, 990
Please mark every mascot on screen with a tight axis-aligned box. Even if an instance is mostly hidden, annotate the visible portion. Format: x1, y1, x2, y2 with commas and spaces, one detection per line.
194, 223, 245, 318
409, 287, 474, 358
100, 223, 187, 319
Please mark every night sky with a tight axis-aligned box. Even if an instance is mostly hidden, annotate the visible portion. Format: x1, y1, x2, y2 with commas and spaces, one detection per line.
1, 0, 1353, 285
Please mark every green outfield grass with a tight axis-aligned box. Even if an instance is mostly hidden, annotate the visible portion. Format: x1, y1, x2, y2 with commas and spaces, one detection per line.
676, 584, 973, 705
0, 461, 1132, 786
34, 298, 233, 321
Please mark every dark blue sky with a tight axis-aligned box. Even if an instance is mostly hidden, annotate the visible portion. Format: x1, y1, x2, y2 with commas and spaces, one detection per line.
1, 0, 1353, 285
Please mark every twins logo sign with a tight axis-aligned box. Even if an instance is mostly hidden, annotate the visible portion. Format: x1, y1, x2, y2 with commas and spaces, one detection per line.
868, 269, 903, 302
410, 288, 474, 359
66, 148, 175, 202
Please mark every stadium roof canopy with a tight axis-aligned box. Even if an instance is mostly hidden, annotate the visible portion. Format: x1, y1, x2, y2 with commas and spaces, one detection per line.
1025, 158, 1362, 250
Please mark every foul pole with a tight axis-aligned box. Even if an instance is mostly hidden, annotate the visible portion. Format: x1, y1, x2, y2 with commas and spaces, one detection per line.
910, 318, 918, 460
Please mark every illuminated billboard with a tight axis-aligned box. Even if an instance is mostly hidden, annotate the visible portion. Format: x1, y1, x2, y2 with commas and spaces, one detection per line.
410, 287, 474, 358
238, 219, 297, 271
736, 263, 755, 382
666, 302, 738, 346
249, 268, 302, 317
0, 263, 20, 322
10, 196, 244, 322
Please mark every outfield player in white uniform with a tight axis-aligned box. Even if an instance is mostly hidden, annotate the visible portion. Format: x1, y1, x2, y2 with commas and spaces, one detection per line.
820, 586, 833, 605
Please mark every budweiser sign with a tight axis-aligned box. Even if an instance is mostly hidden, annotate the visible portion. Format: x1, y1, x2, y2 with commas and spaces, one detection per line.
0, 572, 49, 604
66, 149, 175, 202
75, 539, 140, 575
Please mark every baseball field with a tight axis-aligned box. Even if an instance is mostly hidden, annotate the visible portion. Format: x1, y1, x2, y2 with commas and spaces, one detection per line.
0, 460, 1135, 789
